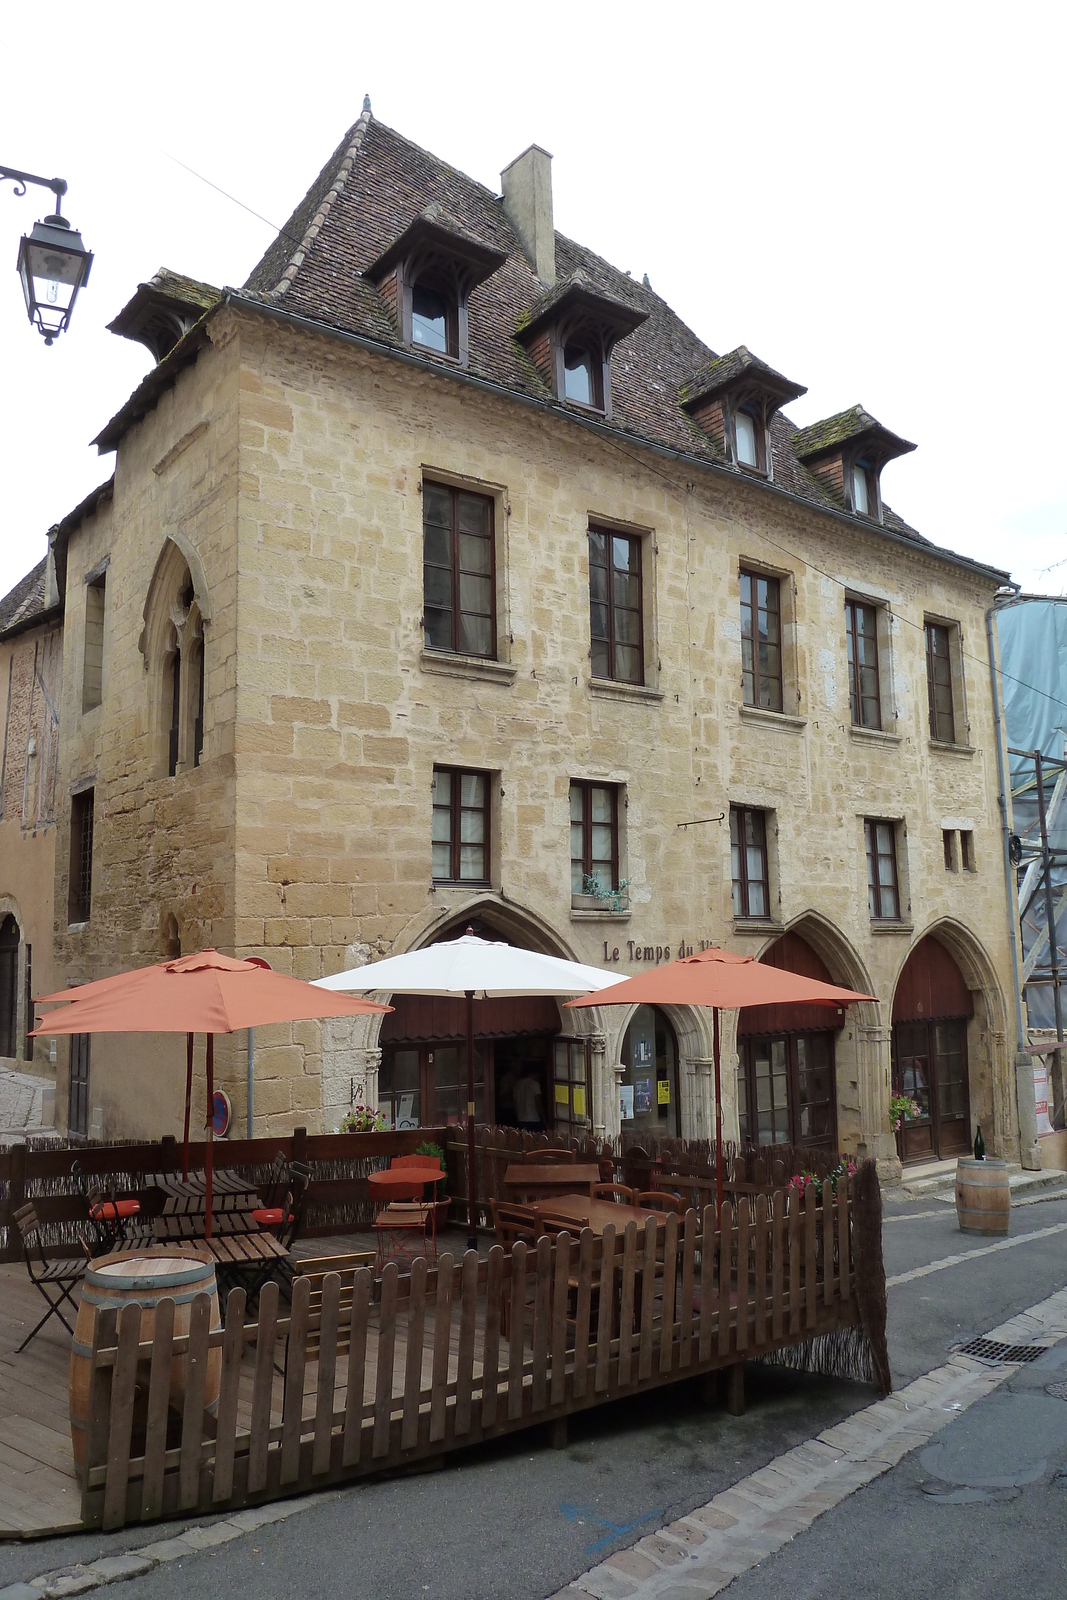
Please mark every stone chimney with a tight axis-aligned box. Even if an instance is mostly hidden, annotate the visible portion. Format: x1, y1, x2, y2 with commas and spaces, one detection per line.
501, 145, 555, 286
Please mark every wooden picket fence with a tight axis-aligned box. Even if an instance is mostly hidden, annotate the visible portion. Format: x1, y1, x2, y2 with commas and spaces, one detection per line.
79, 1180, 879, 1530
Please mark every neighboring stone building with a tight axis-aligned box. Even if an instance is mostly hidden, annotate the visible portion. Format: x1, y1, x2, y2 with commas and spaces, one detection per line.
0, 550, 62, 1084
1, 105, 1027, 1169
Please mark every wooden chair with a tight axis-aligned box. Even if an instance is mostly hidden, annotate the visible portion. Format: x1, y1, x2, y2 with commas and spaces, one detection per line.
490, 1198, 539, 1250
521, 1148, 575, 1165
289, 1251, 376, 1361
590, 1182, 636, 1205
637, 1190, 685, 1215
251, 1150, 291, 1227
71, 1160, 142, 1253
14, 1203, 88, 1352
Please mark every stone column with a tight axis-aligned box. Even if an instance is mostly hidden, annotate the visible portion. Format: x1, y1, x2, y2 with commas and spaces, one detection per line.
690, 1059, 717, 1143
587, 1033, 608, 1138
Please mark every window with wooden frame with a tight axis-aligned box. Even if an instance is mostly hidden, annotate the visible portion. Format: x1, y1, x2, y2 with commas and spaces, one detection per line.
69, 788, 94, 924
925, 621, 957, 743
850, 460, 874, 517
411, 277, 458, 358
431, 767, 490, 884
737, 1033, 837, 1150
589, 529, 643, 684
740, 569, 783, 712
423, 482, 496, 659
864, 818, 900, 920
570, 781, 620, 898
730, 806, 770, 919
845, 599, 881, 729
733, 403, 770, 473
553, 1039, 592, 1131
564, 344, 599, 407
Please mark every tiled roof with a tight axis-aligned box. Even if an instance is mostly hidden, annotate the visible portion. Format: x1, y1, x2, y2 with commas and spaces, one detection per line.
0, 558, 49, 638
791, 404, 915, 462
241, 111, 937, 547
93, 108, 1004, 581
680, 346, 807, 409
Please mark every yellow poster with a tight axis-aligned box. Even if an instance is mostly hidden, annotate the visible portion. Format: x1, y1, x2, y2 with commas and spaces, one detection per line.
657, 1079, 671, 1105
555, 1082, 570, 1106
573, 1086, 586, 1117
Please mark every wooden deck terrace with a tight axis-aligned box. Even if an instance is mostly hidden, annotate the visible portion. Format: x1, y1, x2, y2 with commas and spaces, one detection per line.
2, 1186, 881, 1539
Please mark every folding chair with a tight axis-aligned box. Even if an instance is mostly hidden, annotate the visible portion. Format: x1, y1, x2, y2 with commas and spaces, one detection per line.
14, 1203, 88, 1352
251, 1149, 291, 1228
249, 1162, 311, 1302
71, 1160, 143, 1253
373, 1201, 437, 1273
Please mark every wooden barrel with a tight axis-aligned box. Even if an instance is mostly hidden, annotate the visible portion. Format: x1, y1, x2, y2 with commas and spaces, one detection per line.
69, 1252, 222, 1472
955, 1157, 1010, 1235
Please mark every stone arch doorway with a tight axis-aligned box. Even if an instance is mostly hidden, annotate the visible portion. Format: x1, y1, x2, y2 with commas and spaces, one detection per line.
616, 1005, 681, 1143
735, 929, 845, 1152
892, 934, 974, 1162
371, 901, 605, 1139
0, 914, 19, 1060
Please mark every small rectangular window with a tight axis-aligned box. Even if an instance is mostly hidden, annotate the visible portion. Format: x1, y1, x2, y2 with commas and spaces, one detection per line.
925, 621, 956, 743
731, 806, 770, 919
740, 570, 783, 712
570, 781, 620, 898
82, 575, 105, 713
431, 767, 489, 883
865, 818, 900, 920
961, 830, 976, 872
943, 828, 958, 872
851, 464, 870, 516
735, 409, 759, 467
423, 483, 495, 659
846, 600, 881, 729
69, 789, 95, 923
589, 529, 643, 684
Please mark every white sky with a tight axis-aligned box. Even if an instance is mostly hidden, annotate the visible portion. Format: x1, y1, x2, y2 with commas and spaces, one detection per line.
2, 1, 1064, 602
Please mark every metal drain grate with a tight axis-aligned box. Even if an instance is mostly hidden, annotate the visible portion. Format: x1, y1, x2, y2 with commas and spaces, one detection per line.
956, 1337, 1050, 1364
1045, 1380, 1067, 1401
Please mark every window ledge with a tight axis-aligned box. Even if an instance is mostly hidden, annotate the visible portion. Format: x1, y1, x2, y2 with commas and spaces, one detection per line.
420, 650, 517, 685
732, 919, 785, 938
571, 907, 632, 923
739, 705, 807, 732
928, 739, 976, 759
849, 725, 903, 747
870, 919, 915, 935
588, 678, 665, 704
431, 880, 493, 893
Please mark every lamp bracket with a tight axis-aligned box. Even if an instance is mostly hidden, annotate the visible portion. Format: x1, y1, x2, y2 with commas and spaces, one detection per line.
1, 165, 68, 214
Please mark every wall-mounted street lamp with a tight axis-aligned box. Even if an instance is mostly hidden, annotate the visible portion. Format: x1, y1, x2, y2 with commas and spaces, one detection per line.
1, 165, 93, 344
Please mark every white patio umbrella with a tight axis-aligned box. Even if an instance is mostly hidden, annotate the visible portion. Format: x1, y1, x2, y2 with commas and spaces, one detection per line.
315, 930, 626, 1246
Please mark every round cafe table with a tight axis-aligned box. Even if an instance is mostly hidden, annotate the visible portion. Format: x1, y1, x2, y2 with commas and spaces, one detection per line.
366, 1165, 444, 1202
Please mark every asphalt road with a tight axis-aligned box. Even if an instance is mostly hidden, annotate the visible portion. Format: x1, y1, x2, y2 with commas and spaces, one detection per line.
3, 1190, 1066, 1600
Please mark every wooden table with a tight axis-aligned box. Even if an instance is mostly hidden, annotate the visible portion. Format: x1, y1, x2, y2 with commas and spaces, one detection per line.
500, 1163, 601, 1201
533, 1194, 667, 1237
144, 1170, 255, 1200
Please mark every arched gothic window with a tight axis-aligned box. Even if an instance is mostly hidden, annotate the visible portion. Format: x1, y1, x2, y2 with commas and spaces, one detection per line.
140, 538, 210, 776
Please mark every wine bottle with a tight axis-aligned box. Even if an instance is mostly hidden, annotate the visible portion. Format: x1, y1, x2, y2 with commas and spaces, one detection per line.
974, 1125, 985, 1160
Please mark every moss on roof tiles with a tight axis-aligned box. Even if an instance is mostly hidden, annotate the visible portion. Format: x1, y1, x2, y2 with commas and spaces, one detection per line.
791, 404, 915, 461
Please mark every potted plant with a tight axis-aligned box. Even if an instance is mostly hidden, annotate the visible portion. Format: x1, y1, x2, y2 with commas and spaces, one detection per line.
416, 1140, 451, 1226
889, 1094, 922, 1133
571, 874, 631, 914
338, 1097, 388, 1134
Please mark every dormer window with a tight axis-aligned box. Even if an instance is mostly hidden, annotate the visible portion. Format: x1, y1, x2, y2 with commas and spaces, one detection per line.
564, 344, 596, 406
735, 408, 759, 468
517, 272, 647, 421
680, 347, 806, 480
367, 208, 506, 370
791, 406, 916, 525
411, 281, 452, 354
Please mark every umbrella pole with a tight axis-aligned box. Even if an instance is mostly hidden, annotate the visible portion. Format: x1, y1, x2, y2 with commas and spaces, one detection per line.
183, 1032, 194, 1181
466, 989, 478, 1252
205, 1033, 214, 1242
713, 1007, 723, 1222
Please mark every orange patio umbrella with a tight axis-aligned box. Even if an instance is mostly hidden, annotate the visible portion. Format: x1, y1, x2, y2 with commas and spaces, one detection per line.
32, 950, 390, 1238
566, 945, 877, 1216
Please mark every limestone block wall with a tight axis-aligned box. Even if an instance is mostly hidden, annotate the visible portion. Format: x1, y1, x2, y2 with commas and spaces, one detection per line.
50, 318, 243, 1138
0, 618, 61, 1067
224, 310, 1017, 1157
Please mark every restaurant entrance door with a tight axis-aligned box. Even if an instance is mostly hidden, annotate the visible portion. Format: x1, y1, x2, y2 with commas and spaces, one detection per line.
892, 935, 974, 1161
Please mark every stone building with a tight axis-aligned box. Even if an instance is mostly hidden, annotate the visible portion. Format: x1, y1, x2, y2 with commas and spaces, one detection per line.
1, 104, 1026, 1169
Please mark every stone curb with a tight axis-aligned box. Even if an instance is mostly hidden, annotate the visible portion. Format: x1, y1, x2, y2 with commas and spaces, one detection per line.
0, 1490, 335, 1600
550, 1285, 1067, 1600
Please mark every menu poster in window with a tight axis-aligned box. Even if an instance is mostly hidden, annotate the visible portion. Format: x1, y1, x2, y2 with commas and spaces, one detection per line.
634, 1078, 653, 1116
573, 1085, 587, 1118
396, 1095, 418, 1130
619, 1084, 635, 1121
657, 1078, 671, 1105
555, 1082, 570, 1107
633, 1038, 653, 1066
